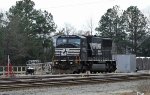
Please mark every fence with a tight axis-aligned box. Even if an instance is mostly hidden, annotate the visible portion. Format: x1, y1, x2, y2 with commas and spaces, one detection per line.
0, 62, 52, 76
0, 66, 27, 75
136, 57, 150, 70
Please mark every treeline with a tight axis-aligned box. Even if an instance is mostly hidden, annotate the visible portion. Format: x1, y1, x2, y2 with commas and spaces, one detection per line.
0, 0, 149, 65
0, 0, 56, 65
96, 6, 150, 56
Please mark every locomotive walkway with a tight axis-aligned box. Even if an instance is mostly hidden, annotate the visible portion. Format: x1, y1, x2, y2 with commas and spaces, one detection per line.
0, 72, 150, 90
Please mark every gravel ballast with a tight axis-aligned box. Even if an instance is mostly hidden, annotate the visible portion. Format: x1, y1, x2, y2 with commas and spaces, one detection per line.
0, 79, 150, 95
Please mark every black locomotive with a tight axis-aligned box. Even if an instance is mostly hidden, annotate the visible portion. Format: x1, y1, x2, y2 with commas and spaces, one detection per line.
53, 35, 116, 74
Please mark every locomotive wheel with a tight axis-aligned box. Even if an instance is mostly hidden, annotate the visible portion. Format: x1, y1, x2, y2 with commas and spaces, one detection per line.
73, 71, 77, 74
81, 69, 86, 73
73, 70, 81, 74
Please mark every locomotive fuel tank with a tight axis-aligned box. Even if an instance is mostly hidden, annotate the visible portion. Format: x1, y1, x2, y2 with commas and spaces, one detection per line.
91, 64, 107, 72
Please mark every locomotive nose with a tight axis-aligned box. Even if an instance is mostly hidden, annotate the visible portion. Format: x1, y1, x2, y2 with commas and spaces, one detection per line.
55, 48, 80, 56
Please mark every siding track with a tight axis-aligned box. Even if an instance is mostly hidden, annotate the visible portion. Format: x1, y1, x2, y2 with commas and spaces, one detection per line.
0, 73, 150, 89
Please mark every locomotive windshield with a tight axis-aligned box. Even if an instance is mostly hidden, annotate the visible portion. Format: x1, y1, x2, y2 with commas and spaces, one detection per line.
56, 36, 81, 47
68, 38, 80, 46
57, 38, 67, 45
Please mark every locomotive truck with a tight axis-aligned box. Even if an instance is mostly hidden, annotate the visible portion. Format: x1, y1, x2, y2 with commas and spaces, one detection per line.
52, 35, 116, 74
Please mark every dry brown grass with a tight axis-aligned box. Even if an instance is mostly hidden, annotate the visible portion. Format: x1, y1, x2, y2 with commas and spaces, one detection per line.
137, 80, 150, 94
120, 79, 150, 95
120, 92, 136, 95
121, 92, 150, 95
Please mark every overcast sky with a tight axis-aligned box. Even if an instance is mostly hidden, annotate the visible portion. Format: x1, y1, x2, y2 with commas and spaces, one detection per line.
0, 0, 150, 32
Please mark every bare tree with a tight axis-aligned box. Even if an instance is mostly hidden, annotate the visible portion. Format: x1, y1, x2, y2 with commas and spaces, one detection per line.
146, 15, 150, 35
75, 30, 87, 35
54, 27, 65, 36
87, 18, 95, 35
64, 23, 76, 35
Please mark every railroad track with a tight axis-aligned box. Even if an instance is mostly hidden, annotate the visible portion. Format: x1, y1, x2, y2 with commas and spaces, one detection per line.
0, 73, 150, 89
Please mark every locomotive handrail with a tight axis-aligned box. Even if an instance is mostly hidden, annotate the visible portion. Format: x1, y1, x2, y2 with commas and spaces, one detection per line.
86, 49, 112, 61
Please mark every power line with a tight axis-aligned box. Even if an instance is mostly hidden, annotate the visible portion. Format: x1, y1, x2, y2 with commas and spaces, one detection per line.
47, 0, 102, 9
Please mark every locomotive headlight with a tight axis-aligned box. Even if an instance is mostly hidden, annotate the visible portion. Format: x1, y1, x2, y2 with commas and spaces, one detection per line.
55, 62, 58, 64
70, 62, 73, 64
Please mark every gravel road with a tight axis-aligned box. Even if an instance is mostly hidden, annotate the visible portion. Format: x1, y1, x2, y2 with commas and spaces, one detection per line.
0, 79, 150, 95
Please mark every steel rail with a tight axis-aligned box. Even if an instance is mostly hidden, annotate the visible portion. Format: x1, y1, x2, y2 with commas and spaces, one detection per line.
0, 73, 150, 90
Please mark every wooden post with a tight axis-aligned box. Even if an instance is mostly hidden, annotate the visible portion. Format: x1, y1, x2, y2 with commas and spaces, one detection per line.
17, 67, 18, 75
3, 67, 5, 75
21, 67, 23, 74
